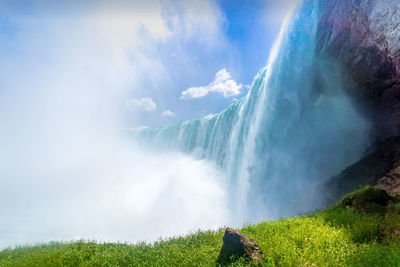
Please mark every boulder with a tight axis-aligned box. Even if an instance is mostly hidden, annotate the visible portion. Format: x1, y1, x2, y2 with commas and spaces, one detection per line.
217, 228, 264, 265
341, 187, 398, 214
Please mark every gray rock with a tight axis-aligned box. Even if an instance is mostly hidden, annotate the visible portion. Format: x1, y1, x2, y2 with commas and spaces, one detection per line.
217, 228, 264, 265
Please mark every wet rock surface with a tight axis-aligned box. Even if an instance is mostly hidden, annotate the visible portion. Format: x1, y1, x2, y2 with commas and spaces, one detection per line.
324, 136, 400, 203
217, 228, 264, 265
316, 0, 400, 138
317, 0, 400, 202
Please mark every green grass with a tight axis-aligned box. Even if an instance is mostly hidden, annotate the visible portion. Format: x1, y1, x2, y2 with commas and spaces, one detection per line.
1, 187, 400, 266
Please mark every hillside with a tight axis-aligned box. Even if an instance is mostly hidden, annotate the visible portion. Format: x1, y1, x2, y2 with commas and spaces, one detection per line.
1, 187, 399, 266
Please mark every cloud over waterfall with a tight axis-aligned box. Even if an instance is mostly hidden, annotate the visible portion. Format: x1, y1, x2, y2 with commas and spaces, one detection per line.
161, 110, 176, 117
126, 98, 157, 112
180, 69, 243, 99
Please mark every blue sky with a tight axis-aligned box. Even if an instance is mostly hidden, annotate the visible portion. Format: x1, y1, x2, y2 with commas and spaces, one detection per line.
0, 0, 295, 128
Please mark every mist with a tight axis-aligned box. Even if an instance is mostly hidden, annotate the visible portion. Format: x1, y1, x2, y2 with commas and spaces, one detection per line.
0, 0, 234, 248
0, 135, 229, 248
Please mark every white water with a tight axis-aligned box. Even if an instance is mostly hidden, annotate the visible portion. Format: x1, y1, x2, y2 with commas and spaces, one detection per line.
135, 0, 372, 223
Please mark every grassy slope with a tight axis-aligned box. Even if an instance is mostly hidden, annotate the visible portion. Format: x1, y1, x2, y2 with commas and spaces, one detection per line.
1, 188, 400, 266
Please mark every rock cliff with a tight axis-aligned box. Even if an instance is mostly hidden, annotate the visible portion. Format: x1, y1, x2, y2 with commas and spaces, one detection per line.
317, 0, 400, 138
318, 0, 400, 199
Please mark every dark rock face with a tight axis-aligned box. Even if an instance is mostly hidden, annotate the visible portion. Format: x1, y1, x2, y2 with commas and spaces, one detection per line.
317, 0, 400, 200
325, 136, 400, 202
217, 228, 264, 265
316, 0, 400, 138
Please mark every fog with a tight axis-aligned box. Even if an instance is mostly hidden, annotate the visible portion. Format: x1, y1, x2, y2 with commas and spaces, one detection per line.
0, 37, 230, 247
0, 1, 232, 248
0, 134, 229, 248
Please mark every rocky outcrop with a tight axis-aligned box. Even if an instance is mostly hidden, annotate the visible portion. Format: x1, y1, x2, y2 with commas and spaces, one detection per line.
324, 136, 400, 202
317, 0, 400, 200
341, 187, 398, 214
217, 228, 264, 265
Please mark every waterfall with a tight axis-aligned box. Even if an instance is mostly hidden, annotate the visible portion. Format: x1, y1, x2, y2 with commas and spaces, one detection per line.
133, 0, 372, 223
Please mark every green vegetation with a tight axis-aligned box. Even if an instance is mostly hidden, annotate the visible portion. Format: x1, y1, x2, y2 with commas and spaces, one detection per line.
1, 187, 400, 266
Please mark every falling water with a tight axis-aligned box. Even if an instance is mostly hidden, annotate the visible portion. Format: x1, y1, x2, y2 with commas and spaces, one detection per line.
133, 0, 372, 224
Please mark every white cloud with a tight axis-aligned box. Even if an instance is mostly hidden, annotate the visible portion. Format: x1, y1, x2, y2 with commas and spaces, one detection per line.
126, 98, 157, 112
203, 113, 217, 119
161, 110, 176, 117
180, 69, 243, 100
